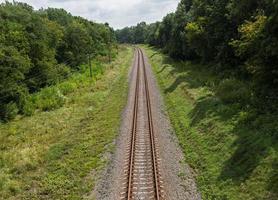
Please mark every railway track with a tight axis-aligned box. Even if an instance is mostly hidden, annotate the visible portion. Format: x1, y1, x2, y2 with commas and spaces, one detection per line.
121, 48, 165, 200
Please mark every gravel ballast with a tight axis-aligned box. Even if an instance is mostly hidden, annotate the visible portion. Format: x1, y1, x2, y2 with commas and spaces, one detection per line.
93, 48, 201, 200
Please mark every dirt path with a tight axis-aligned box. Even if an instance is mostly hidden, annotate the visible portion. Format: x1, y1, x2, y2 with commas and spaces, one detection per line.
93, 47, 201, 200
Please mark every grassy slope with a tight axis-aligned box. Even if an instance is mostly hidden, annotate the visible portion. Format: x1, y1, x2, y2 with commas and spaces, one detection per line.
0, 45, 133, 199
143, 45, 277, 200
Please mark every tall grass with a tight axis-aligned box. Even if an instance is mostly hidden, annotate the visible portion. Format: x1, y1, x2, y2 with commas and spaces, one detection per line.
15, 61, 106, 118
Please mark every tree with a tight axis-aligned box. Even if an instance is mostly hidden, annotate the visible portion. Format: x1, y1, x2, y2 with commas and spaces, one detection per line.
0, 47, 30, 120
116, 0, 278, 104
0, 1, 116, 121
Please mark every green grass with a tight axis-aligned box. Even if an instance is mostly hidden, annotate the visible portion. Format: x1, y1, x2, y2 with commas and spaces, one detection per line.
0, 45, 133, 199
19, 61, 106, 117
142, 45, 278, 200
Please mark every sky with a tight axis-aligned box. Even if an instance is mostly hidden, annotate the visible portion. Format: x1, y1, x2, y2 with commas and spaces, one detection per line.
0, 0, 180, 29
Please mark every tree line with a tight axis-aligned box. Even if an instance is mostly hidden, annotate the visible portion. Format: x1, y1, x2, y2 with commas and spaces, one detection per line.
116, 0, 278, 109
0, 2, 115, 121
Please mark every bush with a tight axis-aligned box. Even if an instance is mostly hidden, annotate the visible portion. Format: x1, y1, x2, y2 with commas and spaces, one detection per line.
0, 102, 19, 121
216, 79, 251, 105
34, 87, 66, 111
56, 64, 72, 81
58, 82, 77, 95
19, 95, 36, 116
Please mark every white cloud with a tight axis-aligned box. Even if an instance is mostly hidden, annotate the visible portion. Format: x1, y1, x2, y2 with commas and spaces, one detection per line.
0, 0, 179, 29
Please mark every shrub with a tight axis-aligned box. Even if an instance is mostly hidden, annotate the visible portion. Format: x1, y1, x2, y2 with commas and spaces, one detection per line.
58, 82, 77, 95
34, 87, 66, 111
0, 102, 19, 121
56, 64, 72, 81
216, 79, 251, 105
20, 96, 36, 116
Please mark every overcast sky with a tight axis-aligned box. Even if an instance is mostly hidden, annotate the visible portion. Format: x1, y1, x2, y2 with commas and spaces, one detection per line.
0, 0, 180, 29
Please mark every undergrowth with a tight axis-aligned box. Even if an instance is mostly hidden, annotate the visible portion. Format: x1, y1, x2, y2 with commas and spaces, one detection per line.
17, 61, 106, 118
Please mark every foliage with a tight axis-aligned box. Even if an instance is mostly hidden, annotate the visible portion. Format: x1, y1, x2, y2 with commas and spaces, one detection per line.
115, 22, 147, 44
185, 19, 206, 59
117, 0, 278, 106
144, 46, 278, 200
0, 45, 132, 199
231, 15, 267, 59
0, 2, 115, 121
216, 79, 251, 105
33, 88, 66, 111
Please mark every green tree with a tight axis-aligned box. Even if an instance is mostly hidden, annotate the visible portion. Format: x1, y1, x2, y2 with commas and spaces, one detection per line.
0, 46, 30, 120
0, 1, 116, 121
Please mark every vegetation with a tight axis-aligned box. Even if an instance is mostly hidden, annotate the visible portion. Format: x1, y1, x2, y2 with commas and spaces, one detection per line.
1, 0, 277, 199
116, 0, 278, 109
117, 2, 278, 197
0, 1, 115, 121
143, 45, 277, 200
0, 45, 132, 199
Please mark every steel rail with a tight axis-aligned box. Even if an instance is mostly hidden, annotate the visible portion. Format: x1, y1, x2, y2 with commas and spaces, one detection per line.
139, 48, 160, 200
126, 48, 161, 200
127, 48, 140, 199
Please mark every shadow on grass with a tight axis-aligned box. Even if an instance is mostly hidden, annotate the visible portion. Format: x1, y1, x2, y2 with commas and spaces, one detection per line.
157, 64, 170, 74
268, 155, 278, 197
163, 63, 213, 94
219, 124, 274, 181
154, 52, 278, 196
186, 88, 275, 183
190, 96, 278, 196
189, 96, 241, 126
165, 75, 189, 93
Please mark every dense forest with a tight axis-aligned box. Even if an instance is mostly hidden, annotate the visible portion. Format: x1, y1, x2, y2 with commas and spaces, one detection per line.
0, 2, 115, 121
116, 0, 278, 110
